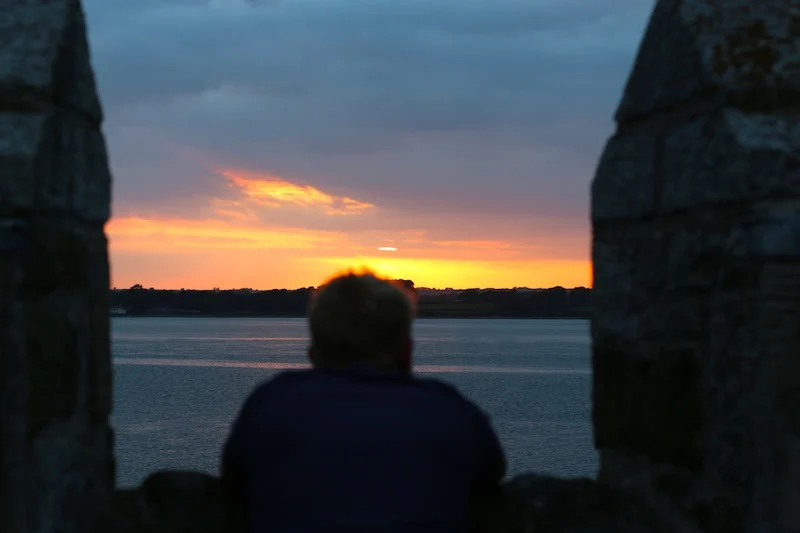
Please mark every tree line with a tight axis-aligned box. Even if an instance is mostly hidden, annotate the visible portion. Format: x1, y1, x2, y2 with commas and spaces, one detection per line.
111, 284, 591, 319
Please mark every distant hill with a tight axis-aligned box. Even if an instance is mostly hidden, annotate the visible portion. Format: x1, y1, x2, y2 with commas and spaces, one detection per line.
110, 284, 590, 319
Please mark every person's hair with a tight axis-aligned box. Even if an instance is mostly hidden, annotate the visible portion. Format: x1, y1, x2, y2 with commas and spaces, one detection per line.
308, 270, 417, 370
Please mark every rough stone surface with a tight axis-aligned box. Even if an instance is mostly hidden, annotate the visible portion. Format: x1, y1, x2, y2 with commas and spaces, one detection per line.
0, 1, 114, 533
591, 1, 800, 533
101, 470, 696, 533
0, 1, 111, 221
0, 0, 104, 121
614, 0, 800, 122
101, 472, 240, 533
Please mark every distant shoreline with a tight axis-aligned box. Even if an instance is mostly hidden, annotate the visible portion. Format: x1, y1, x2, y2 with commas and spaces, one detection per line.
110, 286, 591, 320
112, 313, 589, 320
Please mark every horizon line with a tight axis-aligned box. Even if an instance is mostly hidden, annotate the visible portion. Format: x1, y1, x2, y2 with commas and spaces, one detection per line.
112, 285, 592, 292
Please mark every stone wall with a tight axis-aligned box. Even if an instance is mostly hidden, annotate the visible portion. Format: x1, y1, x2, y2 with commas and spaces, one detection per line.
0, 0, 797, 533
0, 1, 114, 533
102, 470, 689, 533
591, 1, 799, 532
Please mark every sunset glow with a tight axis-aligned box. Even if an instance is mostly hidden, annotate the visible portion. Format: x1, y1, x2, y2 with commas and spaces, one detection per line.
105, 161, 591, 290
316, 256, 590, 290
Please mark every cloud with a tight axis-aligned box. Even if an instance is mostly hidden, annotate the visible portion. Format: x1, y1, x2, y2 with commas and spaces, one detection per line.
85, 0, 653, 156
432, 240, 514, 251
219, 168, 375, 215
89, 0, 651, 142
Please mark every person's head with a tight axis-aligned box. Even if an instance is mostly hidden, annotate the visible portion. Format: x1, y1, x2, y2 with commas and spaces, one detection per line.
307, 271, 417, 372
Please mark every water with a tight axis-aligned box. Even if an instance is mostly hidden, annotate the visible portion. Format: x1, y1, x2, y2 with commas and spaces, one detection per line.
112, 317, 597, 487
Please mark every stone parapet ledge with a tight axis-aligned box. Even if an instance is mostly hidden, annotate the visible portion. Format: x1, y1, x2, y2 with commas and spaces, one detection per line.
101, 470, 698, 533
102, 471, 239, 533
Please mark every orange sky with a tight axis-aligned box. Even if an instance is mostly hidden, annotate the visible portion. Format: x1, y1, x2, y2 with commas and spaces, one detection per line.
108, 167, 591, 290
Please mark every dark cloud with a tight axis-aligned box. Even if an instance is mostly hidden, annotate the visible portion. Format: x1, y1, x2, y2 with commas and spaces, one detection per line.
84, 0, 654, 228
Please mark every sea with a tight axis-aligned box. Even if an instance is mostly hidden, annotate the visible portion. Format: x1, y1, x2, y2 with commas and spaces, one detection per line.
112, 317, 597, 487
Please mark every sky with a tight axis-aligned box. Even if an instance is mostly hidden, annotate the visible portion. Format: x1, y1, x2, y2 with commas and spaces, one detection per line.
84, 0, 655, 290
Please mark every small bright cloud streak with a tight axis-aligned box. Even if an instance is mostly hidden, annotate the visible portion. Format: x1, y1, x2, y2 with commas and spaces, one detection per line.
220, 169, 376, 215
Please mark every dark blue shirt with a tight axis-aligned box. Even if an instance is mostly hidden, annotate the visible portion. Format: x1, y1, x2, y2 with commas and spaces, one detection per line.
221, 366, 506, 533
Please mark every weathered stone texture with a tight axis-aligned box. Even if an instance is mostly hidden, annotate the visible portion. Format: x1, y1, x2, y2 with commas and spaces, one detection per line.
0, 0, 103, 121
0, 1, 113, 533
591, 135, 658, 221
591, 1, 799, 532
754, 261, 800, 531
615, 0, 800, 122
101, 470, 695, 533
661, 111, 800, 212
0, 0, 111, 221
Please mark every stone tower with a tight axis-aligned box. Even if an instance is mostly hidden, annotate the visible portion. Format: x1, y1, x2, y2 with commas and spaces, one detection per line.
591, 1, 800, 532
0, 1, 114, 532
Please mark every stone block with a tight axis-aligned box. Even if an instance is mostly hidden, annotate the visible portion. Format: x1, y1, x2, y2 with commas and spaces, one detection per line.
598, 453, 743, 533
0, 110, 111, 221
591, 134, 659, 222
0, 219, 112, 533
21, 221, 110, 440
591, 211, 778, 473
102, 471, 241, 533
592, 158, 798, 533
481, 473, 695, 532
69, 118, 112, 223
0, 113, 47, 213
616, 0, 800, 122
661, 212, 751, 291
592, 223, 668, 295
591, 222, 670, 348
593, 340, 704, 470
42, 109, 112, 222
0, 220, 27, 253
30, 420, 114, 533
741, 206, 800, 259
660, 110, 800, 212
638, 294, 710, 344
754, 261, 800, 530
0, 0, 103, 121
699, 289, 763, 527
0, 244, 27, 533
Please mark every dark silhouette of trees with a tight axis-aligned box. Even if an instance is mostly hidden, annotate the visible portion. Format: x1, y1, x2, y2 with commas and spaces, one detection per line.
110, 285, 591, 318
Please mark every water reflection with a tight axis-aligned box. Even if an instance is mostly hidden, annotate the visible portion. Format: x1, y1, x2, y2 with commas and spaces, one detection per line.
114, 357, 590, 375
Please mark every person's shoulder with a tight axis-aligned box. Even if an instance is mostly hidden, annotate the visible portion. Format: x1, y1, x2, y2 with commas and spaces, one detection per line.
244, 369, 315, 405
411, 375, 482, 413
412, 377, 499, 448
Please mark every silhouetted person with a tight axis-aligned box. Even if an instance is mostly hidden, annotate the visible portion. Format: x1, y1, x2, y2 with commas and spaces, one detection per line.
221, 271, 506, 533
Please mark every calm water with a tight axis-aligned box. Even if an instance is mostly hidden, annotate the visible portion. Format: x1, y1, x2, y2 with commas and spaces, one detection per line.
112, 317, 596, 487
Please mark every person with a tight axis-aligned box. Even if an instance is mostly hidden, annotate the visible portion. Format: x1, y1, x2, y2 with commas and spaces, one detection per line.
220, 271, 506, 533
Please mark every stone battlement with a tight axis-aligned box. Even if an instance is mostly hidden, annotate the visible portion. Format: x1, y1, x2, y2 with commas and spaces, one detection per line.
103, 471, 691, 533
